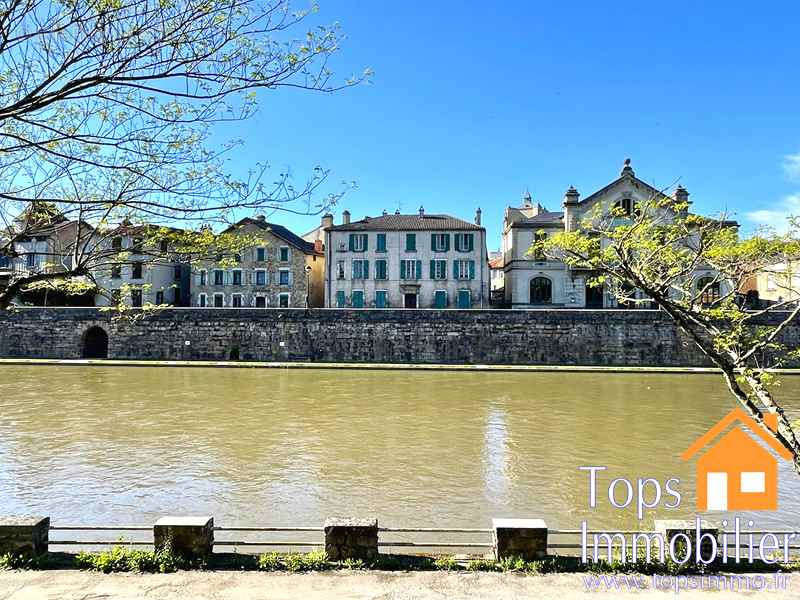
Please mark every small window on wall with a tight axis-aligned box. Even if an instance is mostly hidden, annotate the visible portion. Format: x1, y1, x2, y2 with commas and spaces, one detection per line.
199, 270, 207, 285
336, 290, 346, 308
131, 289, 143, 307
232, 294, 243, 308
213, 269, 224, 285
279, 246, 290, 262
696, 276, 721, 306
279, 293, 290, 308
257, 247, 266, 262
256, 270, 267, 286
132, 262, 143, 279
199, 294, 207, 307
155, 291, 164, 304
214, 293, 224, 307
232, 270, 242, 286
614, 198, 634, 217
255, 296, 266, 308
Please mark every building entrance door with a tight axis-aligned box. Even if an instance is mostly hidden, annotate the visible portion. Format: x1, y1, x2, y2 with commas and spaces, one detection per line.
404, 293, 417, 308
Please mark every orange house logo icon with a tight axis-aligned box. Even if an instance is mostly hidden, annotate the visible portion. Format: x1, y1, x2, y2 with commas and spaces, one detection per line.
681, 408, 792, 511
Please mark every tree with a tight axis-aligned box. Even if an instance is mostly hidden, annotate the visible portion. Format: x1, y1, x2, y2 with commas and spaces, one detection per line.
532, 190, 800, 472
0, 0, 368, 308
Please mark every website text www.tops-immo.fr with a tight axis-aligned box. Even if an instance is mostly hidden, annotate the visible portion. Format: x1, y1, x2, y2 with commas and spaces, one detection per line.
583, 573, 791, 594
578, 466, 797, 565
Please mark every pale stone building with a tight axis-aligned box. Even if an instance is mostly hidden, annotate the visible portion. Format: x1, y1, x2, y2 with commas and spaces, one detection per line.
323, 208, 489, 308
192, 216, 324, 308
502, 160, 730, 308
742, 261, 800, 307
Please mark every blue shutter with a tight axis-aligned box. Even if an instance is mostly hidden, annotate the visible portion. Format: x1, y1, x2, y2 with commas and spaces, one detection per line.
469, 260, 475, 280
400, 260, 406, 280
453, 261, 459, 279
377, 234, 386, 252
444, 235, 450, 251
430, 260, 435, 279
455, 234, 461, 252
416, 260, 422, 279
363, 260, 369, 279
431, 234, 436, 251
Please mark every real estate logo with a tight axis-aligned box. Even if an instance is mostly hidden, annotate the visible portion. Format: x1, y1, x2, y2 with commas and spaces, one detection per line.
681, 408, 792, 511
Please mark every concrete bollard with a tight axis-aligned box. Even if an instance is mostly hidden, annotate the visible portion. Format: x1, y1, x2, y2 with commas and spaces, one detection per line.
154, 516, 214, 559
492, 518, 548, 561
654, 519, 718, 563
0, 516, 49, 556
324, 517, 379, 561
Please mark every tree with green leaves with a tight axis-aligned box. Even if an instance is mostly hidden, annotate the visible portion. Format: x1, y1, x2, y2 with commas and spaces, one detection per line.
0, 0, 368, 309
532, 190, 800, 471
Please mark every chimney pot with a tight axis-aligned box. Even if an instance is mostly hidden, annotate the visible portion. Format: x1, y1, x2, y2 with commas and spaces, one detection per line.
256, 215, 266, 222
321, 213, 333, 229
419, 206, 425, 217
342, 210, 350, 225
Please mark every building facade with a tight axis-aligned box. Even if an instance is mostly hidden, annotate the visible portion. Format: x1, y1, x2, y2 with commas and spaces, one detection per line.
192, 216, 324, 308
502, 160, 729, 308
324, 208, 489, 308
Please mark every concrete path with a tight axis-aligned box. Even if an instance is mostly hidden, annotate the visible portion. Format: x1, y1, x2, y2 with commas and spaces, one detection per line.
0, 570, 795, 600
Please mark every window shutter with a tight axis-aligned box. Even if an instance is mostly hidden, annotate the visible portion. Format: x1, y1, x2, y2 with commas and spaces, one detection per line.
364, 260, 369, 279
430, 260, 435, 279
287, 247, 292, 261
400, 260, 406, 280
416, 260, 422, 280
362, 234, 368, 252
444, 235, 450, 251
467, 234, 474, 252
349, 234, 355, 251
288, 271, 293, 286
469, 260, 475, 280
453, 260, 459, 279
455, 234, 461, 252
431, 234, 436, 251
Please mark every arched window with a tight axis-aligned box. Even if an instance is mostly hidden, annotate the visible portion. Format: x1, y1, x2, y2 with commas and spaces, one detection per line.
530, 277, 552, 304
697, 276, 721, 306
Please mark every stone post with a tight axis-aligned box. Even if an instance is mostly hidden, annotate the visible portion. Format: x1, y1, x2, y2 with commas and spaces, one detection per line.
324, 517, 379, 561
154, 516, 214, 559
0, 516, 49, 556
492, 518, 548, 561
655, 519, 718, 563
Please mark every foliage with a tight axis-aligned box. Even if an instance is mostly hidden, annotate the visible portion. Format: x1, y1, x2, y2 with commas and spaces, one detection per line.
257, 549, 329, 572
74, 544, 192, 573
0, 0, 367, 310
0, 552, 53, 570
432, 554, 461, 571
532, 191, 800, 471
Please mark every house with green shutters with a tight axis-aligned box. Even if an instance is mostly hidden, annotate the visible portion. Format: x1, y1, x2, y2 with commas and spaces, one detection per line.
323, 207, 489, 308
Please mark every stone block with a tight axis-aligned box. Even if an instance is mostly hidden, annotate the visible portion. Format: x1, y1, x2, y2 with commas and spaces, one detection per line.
324, 517, 379, 561
492, 518, 548, 560
655, 519, 718, 563
154, 516, 214, 559
0, 516, 49, 556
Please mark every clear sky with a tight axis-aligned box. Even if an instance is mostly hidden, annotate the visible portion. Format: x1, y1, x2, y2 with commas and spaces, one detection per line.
219, 0, 800, 249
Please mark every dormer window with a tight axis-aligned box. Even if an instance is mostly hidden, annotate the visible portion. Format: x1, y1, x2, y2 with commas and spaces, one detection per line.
615, 198, 633, 216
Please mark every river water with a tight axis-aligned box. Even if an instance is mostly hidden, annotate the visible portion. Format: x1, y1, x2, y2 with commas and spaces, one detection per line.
1, 366, 799, 533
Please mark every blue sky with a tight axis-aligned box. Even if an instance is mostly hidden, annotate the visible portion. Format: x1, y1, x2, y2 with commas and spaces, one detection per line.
220, 0, 800, 248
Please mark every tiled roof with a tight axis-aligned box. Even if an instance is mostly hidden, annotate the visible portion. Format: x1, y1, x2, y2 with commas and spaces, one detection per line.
236, 218, 320, 255
513, 211, 564, 227
328, 213, 483, 231
488, 257, 504, 269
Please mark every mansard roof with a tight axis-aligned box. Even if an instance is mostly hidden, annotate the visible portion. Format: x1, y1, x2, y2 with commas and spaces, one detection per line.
327, 213, 483, 232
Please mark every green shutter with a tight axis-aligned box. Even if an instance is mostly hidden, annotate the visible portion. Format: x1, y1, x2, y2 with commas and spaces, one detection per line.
431, 234, 436, 251
348, 234, 355, 251
416, 260, 422, 279
406, 234, 416, 251
469, 260, 475, 279
377, 234, 386, 252
430, 260, 435, 279
361, 234, 368, 252
453, 260, 459, 279
336, 290, 345, 307
363, 260, 369, 279
444, 235, 450, 251
454, 234, 460, 252
468, 234, 474, 252
400, 260, 406, 279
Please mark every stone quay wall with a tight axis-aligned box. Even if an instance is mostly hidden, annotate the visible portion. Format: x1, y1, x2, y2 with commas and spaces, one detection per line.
0, 307, 798, 366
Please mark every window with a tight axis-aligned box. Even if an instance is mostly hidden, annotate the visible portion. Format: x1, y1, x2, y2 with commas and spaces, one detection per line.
0, 255, 8, 268
376, 234, 386, 252
131, 289, 142, 307
614, 198, 633, 216
232, 270, 242, 286
156, 291, 164, 304
173, 265, 181, 280
431, 233, 449, 252
112, 237, 123, 251
405, 233, 416, 252
741, 472, 765, 493
349, 234, 367, 252
232, 294, 243, 308
454, 259, 474, 280
454, 233, 474, 252
111, 265, 121, 279
337, 261, 346, 279
132, 262, 143, 279
132, 238, 143, 253
214, 293, 224, 307
257, 247, 266, 262
375, 259, 387, 280
160, 240, 169, 253
530, 277, 552, 304
430, 259, 447, 280
336, 290, 346, 308
457, 289, 471, 309
697, 276, 720, 306
352, 259, 369, 279
172, 287, 181, 306
26, 253, 36, 268
434, 290, 447, 308
279, 246, 290, 262
198, 293, 207, 308
213, 269, 224, 285
255, 270, 267, 286
279, 293, 290, 308
375, 290, 388, 308
111, 289, 122, 304
351, 290, 364, 308
279, 269, 290, 285
234, 253, 242, 263
255, 296, 266, 308
401, 259, 420, 280
533, 232, 548, 260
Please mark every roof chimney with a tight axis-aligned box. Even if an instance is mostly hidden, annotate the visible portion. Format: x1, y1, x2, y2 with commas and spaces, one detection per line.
419, 205, 425, 217
563, 186, 580, 233
321, 213, 333, 229
475, 207, 482, 226
342, 210, 350, 225
314, 239, 323, 253
395, 208, 401, 215
256, 214, 266, 222
382, 209, 387, 216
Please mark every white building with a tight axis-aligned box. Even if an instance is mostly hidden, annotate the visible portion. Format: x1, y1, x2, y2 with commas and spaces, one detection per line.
324, 208, 489, 308
502, 160, 729, 308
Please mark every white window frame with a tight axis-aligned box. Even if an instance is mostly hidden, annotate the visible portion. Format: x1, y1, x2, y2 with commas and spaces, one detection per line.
352, 235, 366, 252
433, 259, 447, 280
256, 247, 267, 262
455, 233, 472, 252
432, 233, 448, 252
337, 260, 346, 279
198, 293, 207, 307
402, 259, 418, 280
231, 268, 243, 286
352, 259, 367, 280
278, 292, 290, 308
213, 292, 225, 307
279, 246, 290, 262
213, 269, 224, 286
741, 472, 766, 493
254, 294, 268, 308
255, 269, 268, 286
231, 293, 243, 308
199, 269, 207, 286
456, 259, 470, 280
278, 268, 290, 286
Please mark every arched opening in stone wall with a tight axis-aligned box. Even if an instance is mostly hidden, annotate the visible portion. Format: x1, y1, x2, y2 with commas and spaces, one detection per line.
82, 326, 109, 359
229, 346, 240, 361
